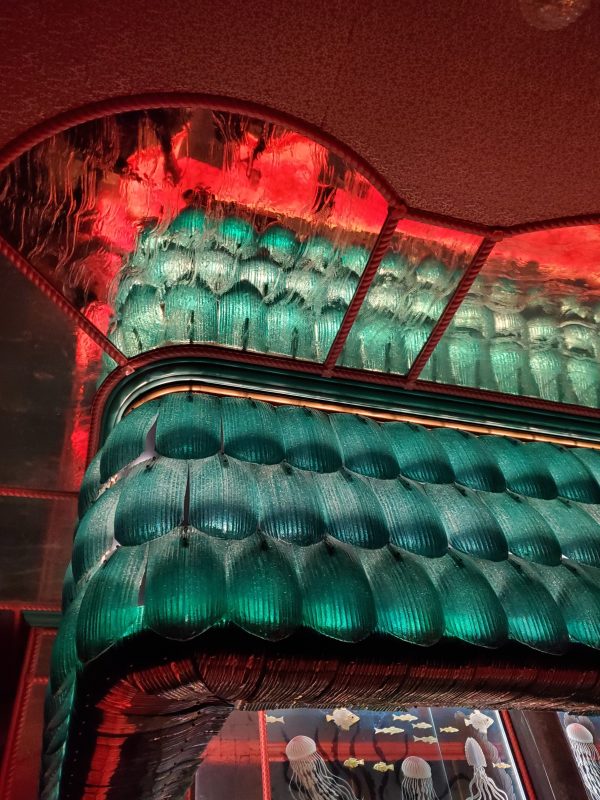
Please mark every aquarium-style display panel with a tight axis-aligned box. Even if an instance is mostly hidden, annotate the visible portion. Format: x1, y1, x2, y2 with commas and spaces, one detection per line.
196, 707, 525, 800
559, 711, 600, 799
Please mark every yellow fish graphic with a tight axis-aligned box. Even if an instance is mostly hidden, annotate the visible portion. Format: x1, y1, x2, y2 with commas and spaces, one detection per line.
266, 715, 284, 724
374, 726, 404, 735
393, 713, 418, 722
493, 762, 512, 770
373, 762, 394, 773
440, 726, 459, 733
343, 758, 365, 769
412, 722, 432, 729
413, 736, 438, 744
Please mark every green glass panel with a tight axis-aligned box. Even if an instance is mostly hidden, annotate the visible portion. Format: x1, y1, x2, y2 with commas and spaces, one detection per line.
528, 497, 600, 567
222, 397, 284, 464
329, 414, 399, 479
369, 478, 447, 557
313, 307, 344, 361
300, 539, 375, 642
236, 257, 284, 297
277, 406, 342, 472
571, 447, 600, 487
166, 206, 207, 245
189, 455, 259, 540
72, 483, 122, 583
213, 215, 256, 259
257, 224, 300, 269
163, 283, 218, 343
382, 423, 455, 484
114, 458, 187, 545
49, 596, 82, 692
99, 399, 160, 482
421, 552, 508, 646
480, 492, 561, 566
218, 286, 268, 351
340, 317, 405, 373
340, 244, 369, 276
143, 247, 195, 287
522, 561, 600, 649
478, 435, 557, 499
226, 533, 301, 639
76, 545, 147, 662
155, 392, 221, 459
145, 528, 226, 638
265, 299, 314, 360
313, 470, 388, 549
78, 450, 102, 517
424, 484, 508, 561
361, 547, 444, 644
195, 250, 238, 294
114, 284, 165, 355
434, 428, 506, 493
62, 562, 75, 608
472, 557, 568, 653
257, 464, 324, 545
527, 442, 600, 503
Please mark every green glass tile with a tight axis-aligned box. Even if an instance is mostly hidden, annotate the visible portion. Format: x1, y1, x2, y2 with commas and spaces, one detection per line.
99, 399, 160, 482
163, 283, 218, 343
478, 435, 558, 499
277, 406, 342, 472
78, 450, 102, 517
113, 458, 187, 545
257, 224, 299, 269
195, 250, 238, 295
226, 533, 301, 638
222, 396, 283, 464
72, 483, 122, 583
382, 423, 455, 484
300, 539, 375, 642
213, 215, 256, 259
189, 455, 259, 540
329, 414, 399, 479
362, 547, 443, 644
528, 497, 600, 567
76, 545, 147, 663
155, 392, 221, 460
145, 529, 226, 638
236, 257, 283, 297
434, 428, 506, 493
527, 442, 600, 503
218, 285, 268, 351
257, 464, 324, 545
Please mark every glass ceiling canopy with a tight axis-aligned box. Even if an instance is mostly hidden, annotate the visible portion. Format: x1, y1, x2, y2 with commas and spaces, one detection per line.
1, 104, 600, 411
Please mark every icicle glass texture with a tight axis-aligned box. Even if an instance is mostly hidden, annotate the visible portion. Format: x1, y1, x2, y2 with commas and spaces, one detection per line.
339, 221, 481, 376
429, 226, 600, 408
0, 108, 387, 371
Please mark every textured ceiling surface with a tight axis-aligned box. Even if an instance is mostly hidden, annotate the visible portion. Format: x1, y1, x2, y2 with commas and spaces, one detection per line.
0, 0, 599, 225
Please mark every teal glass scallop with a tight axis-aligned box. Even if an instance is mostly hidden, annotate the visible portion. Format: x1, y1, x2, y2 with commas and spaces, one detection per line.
478, 435, 558, 499
329, 414, 399, 479
528, 497, 600, 567
257, 224, 299, 269
257, 463, 324, 545
277, 405, 342, 472
339, 244, 369, 276
361, 547, 444, 644
188, 455, 259, 540
522, 561, 600, 649
78, 449, 102, 517
144, 529, 226, 638
434, 428, 506, 493
72, 483, 123, 583
167, 207, 207, 246
113, 458, 187, 545
369, 478, 448, 557
195, 250, 238, 295
236, 258, 283, 297
299, 539, 376, 642
213, 215, 256, 259
116, 284, 165, 354
154, 392, 221, 460
218, 285, 268, 352
313, 306, 344, 361
421, 552, 508, 647
144, 247, 195, 286
382, 423, 455, 484
49, 596, 83, 692
528, 442, 600, 503
571, 447, 600, 487
265, 299, 315, 360
61, 563, 75, 609
163, 282, 218, 343
424, 484, 508, 561
221, 396, 284, 464
473, 557, 568, 653
76, 545, 147, 663
313, 470, 388, 549
99, 398, 161, 482
226, 533, 301, 639
298, 235, 338, 272
340, 317, 405, 373
479, 492, 561, 565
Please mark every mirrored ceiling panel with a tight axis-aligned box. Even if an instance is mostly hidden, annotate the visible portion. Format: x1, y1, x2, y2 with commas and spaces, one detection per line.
338, 221, 482, 375
427, 225, 600, 408
0, 108, 388, 375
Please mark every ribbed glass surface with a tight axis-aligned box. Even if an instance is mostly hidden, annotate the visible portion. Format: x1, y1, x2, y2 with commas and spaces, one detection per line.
430, 226, 600, 408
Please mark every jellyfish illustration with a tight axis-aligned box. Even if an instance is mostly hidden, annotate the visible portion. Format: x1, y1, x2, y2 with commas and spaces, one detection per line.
465, 737, 508, 800
286, 735, 357, 800
400, 756, 439, 799
566, 722, 600, 796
